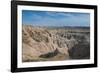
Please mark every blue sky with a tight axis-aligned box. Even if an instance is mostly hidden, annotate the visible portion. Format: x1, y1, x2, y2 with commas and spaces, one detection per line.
22, 10, 90, 27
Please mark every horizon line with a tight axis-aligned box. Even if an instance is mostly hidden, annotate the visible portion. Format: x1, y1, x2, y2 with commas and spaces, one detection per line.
22, 24, 90, 27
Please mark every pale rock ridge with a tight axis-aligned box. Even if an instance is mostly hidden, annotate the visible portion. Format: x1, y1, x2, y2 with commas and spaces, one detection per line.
22, 25, 90, 62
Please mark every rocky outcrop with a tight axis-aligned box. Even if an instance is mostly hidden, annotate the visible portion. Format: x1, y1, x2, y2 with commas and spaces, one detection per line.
22, 25, 90, 62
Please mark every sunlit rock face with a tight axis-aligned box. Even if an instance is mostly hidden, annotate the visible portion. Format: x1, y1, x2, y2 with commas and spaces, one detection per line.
22, 25, 90, 62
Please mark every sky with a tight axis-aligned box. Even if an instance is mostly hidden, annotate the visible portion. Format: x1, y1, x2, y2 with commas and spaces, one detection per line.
22, 10, 90, 27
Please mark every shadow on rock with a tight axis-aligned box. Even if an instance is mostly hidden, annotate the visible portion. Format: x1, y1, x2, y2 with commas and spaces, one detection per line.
68, 43, 90, 59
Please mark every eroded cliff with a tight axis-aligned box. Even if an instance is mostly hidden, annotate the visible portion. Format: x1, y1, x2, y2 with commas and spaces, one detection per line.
22, 25, 90, 62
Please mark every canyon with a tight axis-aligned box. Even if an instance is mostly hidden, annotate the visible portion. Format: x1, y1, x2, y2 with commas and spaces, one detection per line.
22, 25, 90, 62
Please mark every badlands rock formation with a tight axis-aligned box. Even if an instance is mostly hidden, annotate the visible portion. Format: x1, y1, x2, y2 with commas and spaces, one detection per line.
22, 25, 90, 62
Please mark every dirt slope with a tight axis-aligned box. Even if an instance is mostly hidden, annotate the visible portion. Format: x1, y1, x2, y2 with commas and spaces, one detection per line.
22, 25, 90, 62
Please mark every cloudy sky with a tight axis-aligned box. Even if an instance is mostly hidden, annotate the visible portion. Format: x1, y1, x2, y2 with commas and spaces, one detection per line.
22, 10, 90, 27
